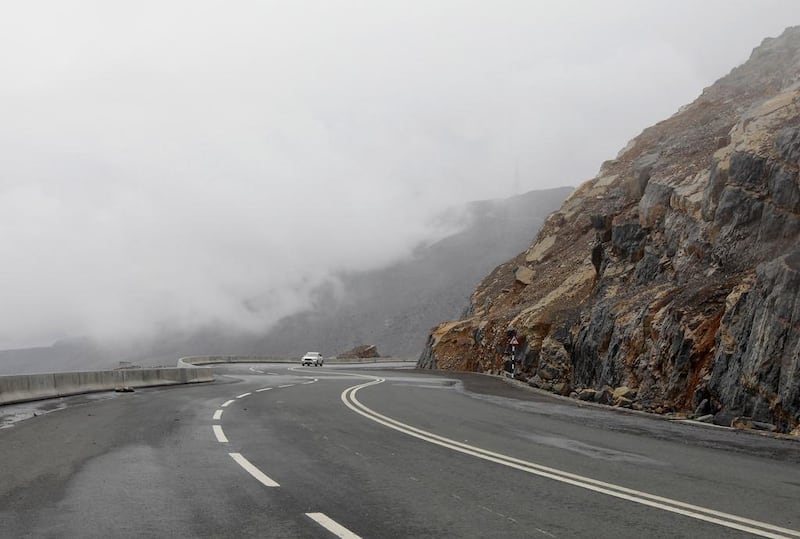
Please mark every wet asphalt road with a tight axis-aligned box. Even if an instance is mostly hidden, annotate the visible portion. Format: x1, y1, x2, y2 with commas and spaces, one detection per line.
1, 363, 798, 538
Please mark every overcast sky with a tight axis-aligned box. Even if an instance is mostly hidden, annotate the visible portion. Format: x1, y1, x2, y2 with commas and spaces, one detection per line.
1, 1, 798, 349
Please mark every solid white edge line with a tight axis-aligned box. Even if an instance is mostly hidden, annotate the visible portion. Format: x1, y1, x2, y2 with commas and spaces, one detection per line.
221, 399, 235, 407
213, 425, 229, 443
305, 512, 362, 539
236, 392, 252, 399
229, 452, 280, 487
348, 379, 797, 536
212, 409, 223, 421
346, 381, 799, 539
256, 387, 273, 392
341, 380, 799, 539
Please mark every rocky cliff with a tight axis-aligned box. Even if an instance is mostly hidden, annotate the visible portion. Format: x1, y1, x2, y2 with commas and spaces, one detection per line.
420, 27, 800, 434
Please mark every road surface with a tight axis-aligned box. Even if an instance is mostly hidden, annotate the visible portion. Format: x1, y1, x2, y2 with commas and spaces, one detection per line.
1, 363, 798, 538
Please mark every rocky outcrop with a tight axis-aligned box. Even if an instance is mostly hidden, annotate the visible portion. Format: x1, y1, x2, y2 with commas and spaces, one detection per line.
420, 27, 800, 433
338, 344, 380, 359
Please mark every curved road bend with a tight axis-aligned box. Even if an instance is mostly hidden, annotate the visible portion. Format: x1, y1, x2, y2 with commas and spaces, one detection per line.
1, 363, 798, 538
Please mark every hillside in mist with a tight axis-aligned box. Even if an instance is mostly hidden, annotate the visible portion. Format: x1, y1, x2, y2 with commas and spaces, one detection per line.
0, 187, 570, 374
250, 187, 572, 357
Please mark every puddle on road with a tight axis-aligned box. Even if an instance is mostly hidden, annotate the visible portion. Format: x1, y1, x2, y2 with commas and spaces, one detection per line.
511, 428, 667, 466
389, 378, 458, 389
0, 392, 121, 429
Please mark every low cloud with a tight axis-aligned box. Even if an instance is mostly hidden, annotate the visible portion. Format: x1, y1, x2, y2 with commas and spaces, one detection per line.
0, 1, 797, 348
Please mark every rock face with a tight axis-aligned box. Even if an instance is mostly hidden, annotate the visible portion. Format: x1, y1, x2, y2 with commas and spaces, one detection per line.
338, 344, 380, 359
419, 27, 800, 432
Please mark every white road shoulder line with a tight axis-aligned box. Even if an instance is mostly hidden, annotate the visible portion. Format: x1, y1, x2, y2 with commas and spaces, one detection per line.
341, 379, 800, 539
305, 512, 362, 539
256, 387, 273, 392
212, 409, 223, 421
229, 452, 279, 487
213, 425, 229, 443
236, 392, 252, 399
221, 399, 235, 408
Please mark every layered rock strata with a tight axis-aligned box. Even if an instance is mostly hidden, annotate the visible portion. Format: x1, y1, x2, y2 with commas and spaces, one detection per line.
419, 27, 800, 433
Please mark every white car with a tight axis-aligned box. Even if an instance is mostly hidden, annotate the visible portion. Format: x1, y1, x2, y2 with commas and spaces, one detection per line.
301, 352, 324, 366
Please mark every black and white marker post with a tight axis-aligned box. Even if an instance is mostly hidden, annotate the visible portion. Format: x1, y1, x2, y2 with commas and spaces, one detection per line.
506, 329, 519, 378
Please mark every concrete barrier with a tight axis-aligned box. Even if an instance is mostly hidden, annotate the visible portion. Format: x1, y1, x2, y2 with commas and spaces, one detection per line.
56, 371, 115, 396
177, 356, 293, 366
0, 373, 58, 404
0, 367, 214, 406
0, 354, 417, 406
177, 355, 416, 367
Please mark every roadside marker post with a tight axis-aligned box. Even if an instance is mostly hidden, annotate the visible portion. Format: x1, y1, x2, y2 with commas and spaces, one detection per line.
505, 332, 519, 378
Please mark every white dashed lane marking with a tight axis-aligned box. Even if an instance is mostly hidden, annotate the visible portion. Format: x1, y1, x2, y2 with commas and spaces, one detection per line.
214, 378, 323, 508
306, 512, 362, 539
213, 425, 229, 443
229, 452, 280, 487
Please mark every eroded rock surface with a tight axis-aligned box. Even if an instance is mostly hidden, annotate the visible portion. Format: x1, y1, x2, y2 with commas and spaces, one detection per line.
338, 344, 380, 359
419, 27, 800, 432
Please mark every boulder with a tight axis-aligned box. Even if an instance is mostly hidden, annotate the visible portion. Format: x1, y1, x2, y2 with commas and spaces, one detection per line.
751, 421, 779, 432
338, 345, 380, 359
731, 416, 754, 430
515, 266, 535, 285
615, 397, 633, 408
538, 364, 562, 381
553, 382, 573, 396
612, 386, 637, 402
595, 386, 613, 405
